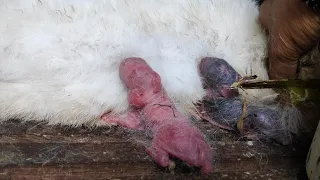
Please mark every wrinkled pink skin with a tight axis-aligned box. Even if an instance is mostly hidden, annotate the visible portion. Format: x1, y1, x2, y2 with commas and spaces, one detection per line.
101, 57, 213, 174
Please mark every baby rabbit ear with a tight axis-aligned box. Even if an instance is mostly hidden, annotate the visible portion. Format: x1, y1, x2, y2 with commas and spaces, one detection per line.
151, 72, 162, 93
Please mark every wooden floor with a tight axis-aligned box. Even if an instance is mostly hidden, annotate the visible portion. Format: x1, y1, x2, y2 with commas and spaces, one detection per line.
0, 119, 311, 180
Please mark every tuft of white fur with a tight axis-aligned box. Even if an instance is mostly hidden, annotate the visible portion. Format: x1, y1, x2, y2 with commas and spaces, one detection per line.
0, 0, 273, 127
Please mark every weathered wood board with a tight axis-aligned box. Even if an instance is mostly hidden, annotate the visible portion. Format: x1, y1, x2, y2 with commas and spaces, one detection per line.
0, 119, 310, 180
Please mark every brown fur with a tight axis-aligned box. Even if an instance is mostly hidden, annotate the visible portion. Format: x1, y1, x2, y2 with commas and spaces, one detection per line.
259, 0, 320, 79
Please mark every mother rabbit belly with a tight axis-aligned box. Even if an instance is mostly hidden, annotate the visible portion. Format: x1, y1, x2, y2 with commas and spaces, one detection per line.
0, 0, 270, 126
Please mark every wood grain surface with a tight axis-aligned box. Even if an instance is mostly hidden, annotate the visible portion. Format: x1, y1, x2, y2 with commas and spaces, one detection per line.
0, 119, 310, 180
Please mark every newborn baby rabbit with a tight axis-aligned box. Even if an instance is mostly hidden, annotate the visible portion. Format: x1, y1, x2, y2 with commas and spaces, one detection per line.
198, 57, 303, 145
101, 57, 213, 173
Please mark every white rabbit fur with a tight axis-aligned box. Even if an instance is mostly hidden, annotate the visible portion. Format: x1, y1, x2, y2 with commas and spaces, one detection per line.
0, 0, 274, 127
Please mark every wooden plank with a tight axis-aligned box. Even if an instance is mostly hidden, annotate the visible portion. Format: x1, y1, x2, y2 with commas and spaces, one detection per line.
0, 119, 310, 179
0, 165, 303, 180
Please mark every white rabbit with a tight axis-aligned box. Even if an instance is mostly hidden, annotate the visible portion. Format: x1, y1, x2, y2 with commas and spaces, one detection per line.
0, 0, 273, 127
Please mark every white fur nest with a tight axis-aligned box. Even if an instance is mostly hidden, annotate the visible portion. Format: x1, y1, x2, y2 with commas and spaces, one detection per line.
0, 0, 275, 127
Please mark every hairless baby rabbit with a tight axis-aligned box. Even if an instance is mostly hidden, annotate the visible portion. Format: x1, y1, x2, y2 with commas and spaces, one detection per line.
101, 57, 213, 173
